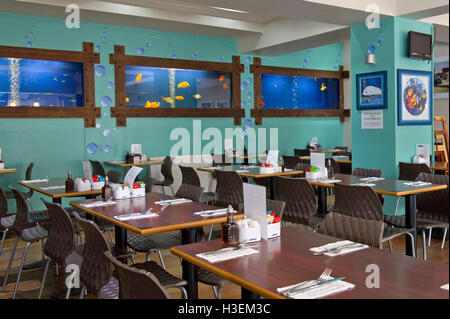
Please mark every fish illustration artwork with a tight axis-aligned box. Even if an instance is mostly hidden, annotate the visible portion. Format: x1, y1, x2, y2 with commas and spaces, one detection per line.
145, 101, 160, 108
222, 83, 228, 89
218, 75, 226, 82
175, 96, 184, 100
177, 81, 190, 88
193, 94, 202, 99
161, 96, 175, 104
320, 83, 327, 91
135, 73, 143, 83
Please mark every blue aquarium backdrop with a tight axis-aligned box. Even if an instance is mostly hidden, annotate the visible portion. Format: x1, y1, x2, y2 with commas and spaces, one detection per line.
0, 58, 84, 107
125, 66, 232, 109
261, 74, 340, 109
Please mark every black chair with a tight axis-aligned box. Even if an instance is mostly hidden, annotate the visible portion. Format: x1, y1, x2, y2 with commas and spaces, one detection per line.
6, 163, 35, 208
179, 165, 215, 203
90, 160, 106, 177
214, 170, 243, 209
151, 156, 175, 195
352, 168, 384, 206
294, 149, 310, 157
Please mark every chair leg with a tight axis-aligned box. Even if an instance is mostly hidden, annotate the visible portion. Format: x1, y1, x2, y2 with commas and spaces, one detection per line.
208, 225, 214, 241
156, 250, 166, 270
130, 254, 136, 264
428, 228, 432, 247
65, 286, 73, 299
55, 263, 59, 276
216, 285, 222, 299
388, 240, 393, 252
178, 286, 188, 299
405, 232, 416, 258
41, 239, 45, 260
79, 285, 86, 299
442, 228, 448, 250
2, 235, 19, 292
37, 259, 51, 299
145, 251, 151, 262
393, 197, 401, 216
422, 229, 427, 261
12, 241, 31, 299
0, 228, 8, 256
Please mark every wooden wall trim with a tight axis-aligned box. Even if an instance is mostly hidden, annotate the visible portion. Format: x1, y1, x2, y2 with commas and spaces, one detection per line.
110, 45, 244, 127
250, 57, 350, 125
0, 42, 100, 127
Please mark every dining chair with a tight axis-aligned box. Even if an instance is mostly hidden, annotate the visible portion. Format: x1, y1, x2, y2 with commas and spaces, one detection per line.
352, 167, 385, 206
5, 163, 35, 209
293, 148, 310, 157
104, 251, 170, 299
74, 211, 186, 299
179, 165, 215, 203
275, 176, 322, 230
2, 189, 49, 299
151, 156, 175, 195
318, 212, 384, 248
333, 183, 416, 257
385, 173, 449, 260
282, 155, 302, 170
90, 160, 106, 177
38, 199, 83, 299
214, 170, 243, 209
106, 170, 123, 184
127, 184, 204, 270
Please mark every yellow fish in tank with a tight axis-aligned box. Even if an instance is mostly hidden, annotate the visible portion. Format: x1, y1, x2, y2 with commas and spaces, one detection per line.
175, 96, 184, 100
320, 83, 327, 91
135, 73, 143, 83
193, 94, 202, 99
161, 96, 174, 104
126, 97, 130, 103
177, 81, 190, 88
145, 101, 160, 108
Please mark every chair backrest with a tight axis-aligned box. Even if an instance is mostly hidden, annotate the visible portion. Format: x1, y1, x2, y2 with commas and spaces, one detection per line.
41, 199, 75, 265
294, 148, 310, 157
333, 183, 383, 221
104, 251, 170, 299
0, 186, 7, 219
214, 170, 243, 208
282, 155, 302, 170
107, 170, 123, 183
11, 188, 36, 235
352, 168, 382, 178
398, 162, 431, 181
336, 151, 352, 159
275, 177, 317, 225
160, 156, 174, 182
266, 199, 286, 221
25, 162, 34, 180
318, 212, 384, 248
179, 165, 201, 187
416, 173, 449, 222
293, 163, 307, 177
90, 160, 106, 177
73, 212, 113, 295
334, 146, 348, 151
212, 154, 231, 166
175, 184, 204, 202
326, 158, 340, 174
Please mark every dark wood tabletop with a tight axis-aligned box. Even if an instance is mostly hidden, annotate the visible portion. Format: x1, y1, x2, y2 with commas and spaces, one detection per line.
19, 177, 101, 199
298, 156, 352, 164
0, 168, 18, 175
171, 226, 449, 299
104, 160, 164, 167
306, 174, 447, 196
197, 164, 303, 178
70, 192, 243, 235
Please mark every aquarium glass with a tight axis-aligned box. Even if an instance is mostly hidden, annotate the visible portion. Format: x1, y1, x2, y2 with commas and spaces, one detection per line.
125, 66, 232, 109
261, 74, 340, 110
0, 58, 84, 107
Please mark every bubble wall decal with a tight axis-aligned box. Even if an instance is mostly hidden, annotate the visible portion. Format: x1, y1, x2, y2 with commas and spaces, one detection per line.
220, 56, 225, 61
241, 81, 248, 91
103, 129, 111, 137
26, 41, 32, 47
107, 81, 114, 89
137, 48, 144, 55
241, 100, 246, 108
96, 123, 101, 129
104, 145, 112, 153
376, 40, 382, 47
146, 42, 152, 47
245, 118, 252, 128
368, 45, 376, 54
86, 143, 98, 155
304, 57, 309, 64
95, 45, 101, 51
246, 92, 252, 99
100, 96, 112, 107
95, 65, 106, 77
246, 56, 252, 64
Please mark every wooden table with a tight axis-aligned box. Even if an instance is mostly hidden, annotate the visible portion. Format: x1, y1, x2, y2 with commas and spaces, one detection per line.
19, 178, 101, 204
311, 149, 342, 154
104, 160, 164, 181
0, 168, 18, 175
306, 174, 448, 257
197, 165, 303, 199
299, 156, 352, 164
70, 192, 243, 299
171, 227, 449, 299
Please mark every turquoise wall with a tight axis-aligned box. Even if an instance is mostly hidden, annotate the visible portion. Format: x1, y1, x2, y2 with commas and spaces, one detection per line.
351, 17, 434, 215
0, 12, 344, 211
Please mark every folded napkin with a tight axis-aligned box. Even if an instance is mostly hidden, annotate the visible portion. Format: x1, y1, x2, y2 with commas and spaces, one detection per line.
0, 168, 15, 171
193, 208, 228, 217
22, 178, 49, 183
236, 170, 250, 173
318, 179, 342, 184
310, 240, 368, 257
277, 278, 355, 299
196, 247, 259, 263
114, 212, 158, 221
80, 201, 118, 208
360, 177, 385, 182
41, 185, 65, 190
441, 284, 449, 291
241, 166, 258, 168
203, 166, 223, 170
154, 198, 192, 206
284, 168, 294, 172
404, 181, 432, 187
351, 183, 376, 187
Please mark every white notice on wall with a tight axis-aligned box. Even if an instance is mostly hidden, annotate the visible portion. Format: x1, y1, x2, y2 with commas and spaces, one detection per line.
361, 110, 383, 129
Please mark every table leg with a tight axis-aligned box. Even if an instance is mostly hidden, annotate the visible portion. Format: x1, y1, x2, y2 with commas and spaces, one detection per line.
52, 198, 62, 204
114, 225, 128, 263
404, 194, 417, 257
317, 186, 328, 216
241, 287, 260, 299
181, 228, 199, 299
269, 177, 276, 200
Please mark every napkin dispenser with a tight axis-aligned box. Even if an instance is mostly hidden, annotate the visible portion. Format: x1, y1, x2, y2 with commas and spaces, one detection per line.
132, 154, 148, 164
131, 182, 146, 198
112, 184, 131, 200
259, 165, 282, 175
0, 162, 4, 170
238, 218, 261, 243
91, 181, 105, 190
305, 167, 327, 180
74, 178, 91, 192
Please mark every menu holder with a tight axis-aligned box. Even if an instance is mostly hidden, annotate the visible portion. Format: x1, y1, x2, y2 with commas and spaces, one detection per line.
124, 166, 143, 189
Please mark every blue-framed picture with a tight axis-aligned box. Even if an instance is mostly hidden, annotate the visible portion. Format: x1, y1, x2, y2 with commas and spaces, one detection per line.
397, 69, 432, 125
356, 71, 387, 110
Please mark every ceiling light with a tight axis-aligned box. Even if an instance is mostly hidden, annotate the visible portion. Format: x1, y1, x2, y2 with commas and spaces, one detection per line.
210, 6, 248, 14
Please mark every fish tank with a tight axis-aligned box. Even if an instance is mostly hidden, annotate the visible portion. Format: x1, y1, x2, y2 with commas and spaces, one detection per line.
125, 65, 232, 109
0, 57, 84, 107
261, 74, 340, 110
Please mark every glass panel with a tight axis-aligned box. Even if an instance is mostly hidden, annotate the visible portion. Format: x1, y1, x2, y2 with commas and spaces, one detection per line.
125, 66, 232, 109
0, 58, 84, 107
261, 74, 340, 110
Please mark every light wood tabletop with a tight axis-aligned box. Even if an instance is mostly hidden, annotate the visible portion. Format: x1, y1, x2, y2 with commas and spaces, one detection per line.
171, 227, 449, 299
104, 160, 164, 167
19, 178, 101, 200
197, 164, 303, 178
298, 156, 352, 164
0, 168, 18, 175
225, 154, 267, 160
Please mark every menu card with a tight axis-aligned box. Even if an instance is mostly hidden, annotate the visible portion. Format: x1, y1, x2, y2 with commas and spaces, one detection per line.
243, 183, 270, 239
266, 150, 279, 166
131, 144, 142, 154
82, 161, 93, 183
224, 138, 233, 152
310, 152, 325, 168
124, 166, 143, 189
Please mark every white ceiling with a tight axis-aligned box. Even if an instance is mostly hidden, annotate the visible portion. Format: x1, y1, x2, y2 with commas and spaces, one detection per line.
2, 0, 448, 55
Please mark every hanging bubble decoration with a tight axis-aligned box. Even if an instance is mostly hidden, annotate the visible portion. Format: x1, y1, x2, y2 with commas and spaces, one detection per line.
367, 45, 376, 54
107, 81, 114, 89
95, 65, 106, 77
241, 81, 248, 91
137, 48, 144, 55
100, 96, 112, 107
96, 123, 101, 129
104, 145, 112, 153
86, 143, 99, 155
103, 129, 111, 137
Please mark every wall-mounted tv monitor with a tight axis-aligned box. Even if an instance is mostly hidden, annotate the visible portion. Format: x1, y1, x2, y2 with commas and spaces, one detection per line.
408, 31, 432, 60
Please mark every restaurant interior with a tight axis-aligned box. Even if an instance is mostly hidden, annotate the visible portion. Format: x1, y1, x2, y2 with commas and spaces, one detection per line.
0, 0, 448, 303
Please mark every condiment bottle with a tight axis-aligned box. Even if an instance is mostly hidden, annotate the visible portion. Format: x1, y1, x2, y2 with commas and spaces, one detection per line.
221, 205, 240, 247
65, 171, 74, 193
102, 176, 113, 200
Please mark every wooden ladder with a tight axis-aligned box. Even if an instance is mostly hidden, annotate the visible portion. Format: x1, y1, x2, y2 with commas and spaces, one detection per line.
434, 116, 449, 163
